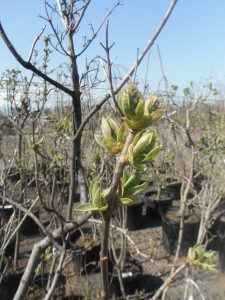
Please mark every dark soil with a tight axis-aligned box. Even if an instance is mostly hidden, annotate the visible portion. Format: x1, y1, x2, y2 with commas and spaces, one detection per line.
1, 135, 225, 299
164, 209, 199, 224
2, 205, 225, 299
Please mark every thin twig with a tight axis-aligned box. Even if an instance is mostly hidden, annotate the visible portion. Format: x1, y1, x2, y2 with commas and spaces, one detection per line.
88, 218, 149, 259
72, 0, 180, 142
28, 26, 46, 62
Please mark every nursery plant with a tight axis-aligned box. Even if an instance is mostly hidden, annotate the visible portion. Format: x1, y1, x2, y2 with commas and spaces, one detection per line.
75, 83, 164, 297
4, 1, 218, 299
158, 80, 225, 298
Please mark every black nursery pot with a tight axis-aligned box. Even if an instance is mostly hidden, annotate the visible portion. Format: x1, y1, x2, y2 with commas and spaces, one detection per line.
21, 209, 40, 236
0, 236, 16, 260
144, 189, 174, 219
126, 198, 144, 231
32, 273, 66, 290
217, 218, 225, 273
69, 228, 101, 275
165, 179, 182, 200
0, 204, 14, 223
111, 274, 163, 299
0, 272, 22, 300
160, 206, 200, 255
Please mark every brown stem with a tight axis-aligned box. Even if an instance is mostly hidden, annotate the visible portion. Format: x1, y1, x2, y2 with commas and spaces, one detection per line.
100, 130, 136, 299
72, 0, 180, 143
14, 131, 24, 270
0, 22, 73, 97
151, 262, 188, 300
13, 212, 91, 300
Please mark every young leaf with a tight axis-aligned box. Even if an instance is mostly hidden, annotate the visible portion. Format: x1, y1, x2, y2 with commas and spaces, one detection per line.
74, 203, 100, 212
117, 121, 128, 143
101, 116, 112, 138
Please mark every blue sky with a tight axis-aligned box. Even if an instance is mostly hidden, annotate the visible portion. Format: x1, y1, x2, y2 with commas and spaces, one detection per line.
0, 0, 225, 95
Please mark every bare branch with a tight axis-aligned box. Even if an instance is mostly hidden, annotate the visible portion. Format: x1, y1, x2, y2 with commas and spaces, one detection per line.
151, 263, 188, 300
0, 22, 74, 96
27, 25, 46, 62
72, 0, 92, 33
88, 218, 149, 259
72, 0, 179, 141
99, 21, 121, 113
13, 212, 92, 300
76, 1, 122, 57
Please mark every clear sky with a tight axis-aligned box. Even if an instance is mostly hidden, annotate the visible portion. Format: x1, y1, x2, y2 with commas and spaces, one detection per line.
0, 0, 225, 96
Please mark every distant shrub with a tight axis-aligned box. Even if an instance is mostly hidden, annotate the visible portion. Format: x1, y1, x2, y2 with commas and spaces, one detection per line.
0, 113, 15, 135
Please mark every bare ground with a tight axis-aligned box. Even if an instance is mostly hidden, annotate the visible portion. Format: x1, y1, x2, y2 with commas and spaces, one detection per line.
2, 204, 225, 300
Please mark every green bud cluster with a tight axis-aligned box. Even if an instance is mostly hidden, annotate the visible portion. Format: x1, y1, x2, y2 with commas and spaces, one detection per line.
94, 116, 128, 155
187, 244, 216, 272
75, 181, 108, 212
76, 84, 164, 213
127, 129, 162, 170
111, 170, 147, 207
116, 170, 148, 206
118, 83, 164, 130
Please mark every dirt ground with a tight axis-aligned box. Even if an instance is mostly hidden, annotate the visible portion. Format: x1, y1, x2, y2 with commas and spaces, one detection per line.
1, 135, 225, 300
2, 203, 225, 300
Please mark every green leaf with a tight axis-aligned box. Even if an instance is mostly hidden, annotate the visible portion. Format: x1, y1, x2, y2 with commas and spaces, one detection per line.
151, 109, 165, 122
112, 143, 124, 155
117, 121, 128, 143
121, 90, 130, 115
94, 136, 117, 152
124, 172, 141, 190
74, 203, 100, 212
102, 187, 111, 198
92, 186, 102, 206
101, 116, 112, 138
132, 162, 146, 171
145, 93, 157, 111
135, 99, 144, 122
120, 198, 133, 205
132, 129, 145, 146
94, 134, 105, 148
89, 181, 98, 202
102, 137, 117, 152
125, 181, 148, 198
142, 145, 163, 163
133, 132, 153, 158
108, 117, 120, 139
98, 203, 108, 211
122, 169, 129, 186
124, 116, 144, 130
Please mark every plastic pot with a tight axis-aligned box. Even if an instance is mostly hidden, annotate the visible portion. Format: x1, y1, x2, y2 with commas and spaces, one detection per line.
160, 206, 200, 255
144, 189, 174, 219
127, 198, 144, 231
165, 179, 182, 200
206, 214, 225, 251
32, 273, 66, 289
0, 204, 14, 223
217, 217, 225, 273
69, 227, 101, 275
111, 274, 163, 298
0, 272, 22, 300
21, 209, 40, 236
109, 249, 143, 279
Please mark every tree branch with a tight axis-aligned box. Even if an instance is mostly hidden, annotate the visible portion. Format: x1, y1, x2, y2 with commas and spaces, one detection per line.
27, 26, 46, 62
13, 212, 92, 300
0, 22, 74, 97
72, 0, 92, 33
72, 0, 179, 142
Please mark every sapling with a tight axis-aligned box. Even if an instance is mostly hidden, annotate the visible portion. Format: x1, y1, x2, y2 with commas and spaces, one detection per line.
75, 83, 164, 298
